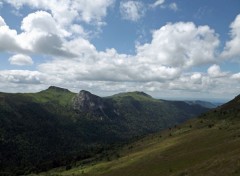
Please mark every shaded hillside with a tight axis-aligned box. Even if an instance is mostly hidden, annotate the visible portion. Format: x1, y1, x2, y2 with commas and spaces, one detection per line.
42, 94, 240, 176
0, 87, 209, 175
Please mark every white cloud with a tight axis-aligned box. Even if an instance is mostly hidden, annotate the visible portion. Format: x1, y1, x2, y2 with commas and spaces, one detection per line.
71, 0, 114, 24
0, 3, 239, 100
221, 14, 240, 59
207, 64, 228, 78
33, 19, 240, 100
136, 22, 219, 68
38, 36, 181, 83
0, 0, 114, 56
150, 0, 178, 11
164, 71, 239, 99
0, 16, 6, 26
169, 3, 178, 11
0, 70, 44, 84
3, 0, 114, 25
70, 24, 89, 38
21, 11, 64, 35
231, 73, 240, 80
0, 13, 75, 57
36, 22, 220, 87
120, 1, 145, 22
0, 17, 24, 53
150, 0, 165, 8
190, 73, 202, 84
9, 54, 33, 66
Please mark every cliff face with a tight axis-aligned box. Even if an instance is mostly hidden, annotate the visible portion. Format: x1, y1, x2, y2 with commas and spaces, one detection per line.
72, 90, 105, 116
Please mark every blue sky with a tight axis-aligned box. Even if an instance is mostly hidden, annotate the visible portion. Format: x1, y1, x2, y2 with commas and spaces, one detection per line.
0, 0, 240, 101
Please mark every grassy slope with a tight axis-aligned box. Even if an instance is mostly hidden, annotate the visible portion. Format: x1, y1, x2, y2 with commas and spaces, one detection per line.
27, 87, 76, 106
0, 86, 76, 111
37, 116, 240, 176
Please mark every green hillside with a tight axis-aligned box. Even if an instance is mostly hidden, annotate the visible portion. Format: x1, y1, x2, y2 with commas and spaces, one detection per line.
0, 87, 209, 175
29, 86, 76, 106
36, 94, 240, 176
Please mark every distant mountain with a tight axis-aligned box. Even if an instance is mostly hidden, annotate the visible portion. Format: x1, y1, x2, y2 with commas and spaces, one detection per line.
185, 100, 221, 109
44, 93, 240, 176
0, 86, 210, 175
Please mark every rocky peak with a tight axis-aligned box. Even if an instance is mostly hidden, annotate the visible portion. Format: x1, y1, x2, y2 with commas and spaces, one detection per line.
73, 90, 104, 113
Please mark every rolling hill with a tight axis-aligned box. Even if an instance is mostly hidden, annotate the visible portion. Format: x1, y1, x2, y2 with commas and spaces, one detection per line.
0, 86, 210, 175
36, 94, 240, 176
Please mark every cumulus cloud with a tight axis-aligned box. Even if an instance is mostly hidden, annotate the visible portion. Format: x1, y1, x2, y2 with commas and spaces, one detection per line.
71, 0, 114, 24
231, 73, 240, 80
35, 22, 220, 85
70, 24, 89, 38
21, 11, 64, 35
37, 21, 221, 85
221, 14, 240, 59
19, 11, 76, 57
136, 22, 219, 68
34, 18, 240, 99
38, 36, 181, 83
0, 2, 239, 99
190, 73, 202, 84
9, 54, 33, 66
0, 16, 25, 53
0, 70, 43, 84
0, 13, 75, 57
120, 1, 145, 22
207, 64, 228, 78
3, 0, 114, 25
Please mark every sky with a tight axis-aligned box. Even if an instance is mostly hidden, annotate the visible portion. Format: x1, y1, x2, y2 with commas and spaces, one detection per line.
0, 0, 240, 101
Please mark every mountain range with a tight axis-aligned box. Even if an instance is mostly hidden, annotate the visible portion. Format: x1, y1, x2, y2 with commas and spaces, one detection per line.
0, 86, 210, 175
37, 93, 240, 176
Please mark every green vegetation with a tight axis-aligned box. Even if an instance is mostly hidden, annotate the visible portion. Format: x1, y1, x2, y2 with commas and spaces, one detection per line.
110, 91, 159, 102
28, 86, 76, 106
34, 118, 240, 176
33, 94, 240, 176
0, 86, 209, 175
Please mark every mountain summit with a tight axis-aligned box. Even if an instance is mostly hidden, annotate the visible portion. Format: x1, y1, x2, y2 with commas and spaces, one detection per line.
45, 86, 71, 92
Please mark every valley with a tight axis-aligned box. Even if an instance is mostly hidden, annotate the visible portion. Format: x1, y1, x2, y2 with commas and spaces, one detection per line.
34, 94, 240, 176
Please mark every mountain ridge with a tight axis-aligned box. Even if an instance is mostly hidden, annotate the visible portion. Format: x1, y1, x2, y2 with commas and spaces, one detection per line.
42, 92, 240, 176
0, 86, 211, 175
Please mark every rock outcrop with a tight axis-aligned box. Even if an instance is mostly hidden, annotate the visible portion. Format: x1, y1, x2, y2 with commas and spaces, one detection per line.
73, 90, 105, 114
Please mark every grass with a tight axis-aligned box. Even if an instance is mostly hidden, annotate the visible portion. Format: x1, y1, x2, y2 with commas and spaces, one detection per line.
26, 88, 76, 107
33, 117, 240, 176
